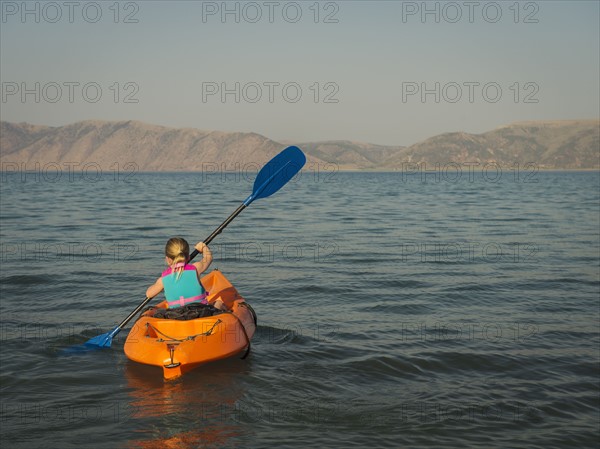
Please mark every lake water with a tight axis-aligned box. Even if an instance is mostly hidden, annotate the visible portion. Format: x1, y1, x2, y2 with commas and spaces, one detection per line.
0, 168, 599, 448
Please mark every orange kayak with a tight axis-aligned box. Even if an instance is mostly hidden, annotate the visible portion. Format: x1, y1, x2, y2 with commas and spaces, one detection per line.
124, 270, 257, 380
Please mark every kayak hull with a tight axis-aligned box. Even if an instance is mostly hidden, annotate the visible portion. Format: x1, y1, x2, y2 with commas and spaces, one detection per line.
123, 270, 257, 380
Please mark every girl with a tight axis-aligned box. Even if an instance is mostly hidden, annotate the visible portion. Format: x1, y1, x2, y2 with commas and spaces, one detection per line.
146, 237, 213, 308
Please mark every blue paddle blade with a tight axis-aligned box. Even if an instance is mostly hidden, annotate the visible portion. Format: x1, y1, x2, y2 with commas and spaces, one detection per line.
84, 326, 119, 348
61, 328, 117, 355
245, 146, 306, 205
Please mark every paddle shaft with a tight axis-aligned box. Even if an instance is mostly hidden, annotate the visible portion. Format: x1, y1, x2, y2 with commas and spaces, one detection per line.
187, 163, 288, 261
189, 203, 247, 260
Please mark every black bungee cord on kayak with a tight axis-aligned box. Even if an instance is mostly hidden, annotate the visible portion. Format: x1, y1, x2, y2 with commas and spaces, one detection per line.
146, 319, 223, 343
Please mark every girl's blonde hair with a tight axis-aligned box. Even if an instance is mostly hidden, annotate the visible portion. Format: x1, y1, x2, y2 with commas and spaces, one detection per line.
165, 237, 189, 280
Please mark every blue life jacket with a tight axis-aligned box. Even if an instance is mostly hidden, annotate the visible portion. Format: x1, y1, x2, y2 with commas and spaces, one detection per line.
161, 263, 207, 308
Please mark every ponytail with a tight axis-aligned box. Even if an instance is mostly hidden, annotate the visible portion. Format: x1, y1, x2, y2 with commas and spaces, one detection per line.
165, 237, 190, 281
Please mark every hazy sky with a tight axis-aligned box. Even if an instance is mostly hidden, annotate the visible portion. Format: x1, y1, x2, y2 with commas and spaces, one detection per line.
1, 1, 599, 145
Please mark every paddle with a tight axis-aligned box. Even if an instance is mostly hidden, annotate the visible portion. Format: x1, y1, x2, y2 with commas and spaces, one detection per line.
83, 146, 306, 348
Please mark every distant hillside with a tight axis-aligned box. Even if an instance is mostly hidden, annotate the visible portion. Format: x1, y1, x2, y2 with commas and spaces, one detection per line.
1, 119, 598, 170
383, 120, 599, 169
296, 141, 405, 170
0, 120, 327, 171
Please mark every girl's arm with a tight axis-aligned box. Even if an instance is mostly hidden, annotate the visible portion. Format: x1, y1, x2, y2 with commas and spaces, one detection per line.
146, 277, 164, 298
193, 242, 213, 274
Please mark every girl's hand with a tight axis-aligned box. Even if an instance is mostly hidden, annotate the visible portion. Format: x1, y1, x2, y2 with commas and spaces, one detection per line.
193, 242, 213, 274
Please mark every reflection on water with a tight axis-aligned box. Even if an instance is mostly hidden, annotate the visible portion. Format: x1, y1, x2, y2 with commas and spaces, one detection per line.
125, 359, 251, 448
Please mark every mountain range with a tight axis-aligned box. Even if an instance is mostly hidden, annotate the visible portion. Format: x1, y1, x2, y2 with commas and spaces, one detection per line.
1, 119, 598, 170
